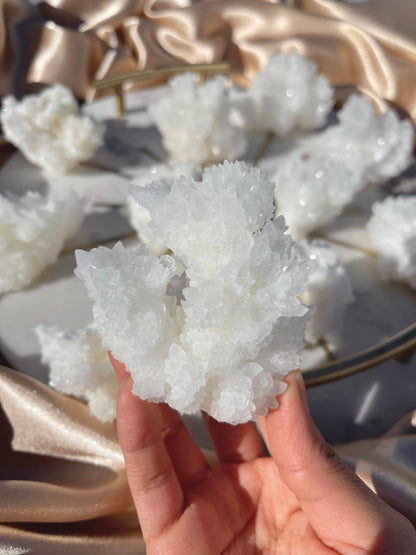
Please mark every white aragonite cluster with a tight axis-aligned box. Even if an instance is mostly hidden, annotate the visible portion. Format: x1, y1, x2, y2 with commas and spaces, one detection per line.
272, 152, 361, 240
75, 161, 313, 424
0, 191, 85, 294
271, 94, 414, 239
294, 240, 354, 350
367, 196, 416, 289
0, 84, 104, 174
126, 162, 201, 255
148, 73, 250, 165
305, 94, 414, 184
247, 52, 334, 136
36, 325, 118, 423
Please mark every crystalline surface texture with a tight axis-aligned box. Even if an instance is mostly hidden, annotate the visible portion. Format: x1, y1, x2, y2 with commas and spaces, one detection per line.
271, 94, 414, 239
36, 325, 118, 422
295, 240, 354, 350
367, 196, 416, 289
76, 161, 312, 424
126, 162, 201, 255
0, 191, 85, 293
248, 52, 334, 136
301, 95, 414, 184
148, 73, 249, 165
1, 84, 104, 174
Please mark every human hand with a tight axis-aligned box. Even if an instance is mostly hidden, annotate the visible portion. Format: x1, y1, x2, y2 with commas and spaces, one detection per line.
110, 354, 416, 554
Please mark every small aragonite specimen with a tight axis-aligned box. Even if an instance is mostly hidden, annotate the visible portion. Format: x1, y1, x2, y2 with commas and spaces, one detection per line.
148, 73, 250, 165
294, 240, 354, 350
0, 191, 85, 294
273, 153, 360, 241
301, 94, 414, 184
1, 84, 104, 174
271, 95, 414, 240
36, 324, 118, 422
75, 161, 313, 424
367, 196, 416, 289
126, 162, 200, 255
247, 52, 334, 136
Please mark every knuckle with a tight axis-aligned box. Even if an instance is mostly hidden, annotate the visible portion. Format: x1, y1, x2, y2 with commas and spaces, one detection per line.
133, 463, 172, 497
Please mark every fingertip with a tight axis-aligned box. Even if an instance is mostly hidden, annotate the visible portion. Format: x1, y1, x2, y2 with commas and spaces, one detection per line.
265, 369, 320, 471
265, 370, 307, 421
108, 351, 131, 383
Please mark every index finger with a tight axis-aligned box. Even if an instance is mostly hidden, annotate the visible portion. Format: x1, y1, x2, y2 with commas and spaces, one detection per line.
116, 379, 184, 543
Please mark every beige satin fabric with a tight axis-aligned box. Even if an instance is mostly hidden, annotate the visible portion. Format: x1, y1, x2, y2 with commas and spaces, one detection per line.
0, 365, 146, 552
1, 0, 416, 122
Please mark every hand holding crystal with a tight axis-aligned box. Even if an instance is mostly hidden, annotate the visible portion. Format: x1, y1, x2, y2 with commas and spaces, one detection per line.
111, 354, 416, 554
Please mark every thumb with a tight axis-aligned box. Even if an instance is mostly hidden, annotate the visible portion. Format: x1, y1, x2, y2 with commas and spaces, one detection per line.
261, 371, 415, 553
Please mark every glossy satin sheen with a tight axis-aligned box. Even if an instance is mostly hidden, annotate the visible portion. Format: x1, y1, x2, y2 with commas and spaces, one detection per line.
1, 0, 416, 121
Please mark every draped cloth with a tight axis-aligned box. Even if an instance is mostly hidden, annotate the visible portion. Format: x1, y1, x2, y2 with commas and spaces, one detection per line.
1, 0, 416, 551
1, 0, 416, 121
0, 366, 145, 554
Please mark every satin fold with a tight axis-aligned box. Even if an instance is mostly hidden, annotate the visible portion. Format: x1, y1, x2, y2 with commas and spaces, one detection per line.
1, 0, 416, 122
0, 365, 145, 550
0, 366, 136, 523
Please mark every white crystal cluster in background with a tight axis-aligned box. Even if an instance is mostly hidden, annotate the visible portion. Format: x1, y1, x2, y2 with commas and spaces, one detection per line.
367, 196, 416, 289
148, 73, 250, 165
272, 152, 360, 240
149, 54, 334, 165
0, 84, 104, 174
0, 191, 85, 294
36, 325, 118, 422
75, 161, 312, 424
247, 52, 334, 136
294, 240, 354, 349
126, 162, 200, 255
302, 95, 414, 184
271, 95, 414, 239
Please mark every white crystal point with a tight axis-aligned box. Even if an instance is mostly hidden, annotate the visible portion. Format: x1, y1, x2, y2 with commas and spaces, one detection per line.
0, 84, 104, 174
367, 196, 416, 289
126, 162, 201, 255
36, 324, 118, 422
294, 240, 354, 350
248, 52, 334, 135
0, 190, 85, 294
76, 161, 312, 424
148, 73, 249, 165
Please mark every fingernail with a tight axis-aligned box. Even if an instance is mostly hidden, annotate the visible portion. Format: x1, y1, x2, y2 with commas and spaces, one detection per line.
296, 370, 309, 414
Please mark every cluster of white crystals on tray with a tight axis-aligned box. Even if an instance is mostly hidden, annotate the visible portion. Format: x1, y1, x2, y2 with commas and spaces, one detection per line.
126, 162, 200, 255
0, 191, 85, 294
272, 152, 360, 240
367, 196, 416, 289
270, 95, 414, 239
294, 240, 354, 350
299, 95, 414, 184
148, 73, 250, 165
36, 325, 118, 422
0, 84, 104, 174
247, 52, 334, 136
75, 161, 312, 424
